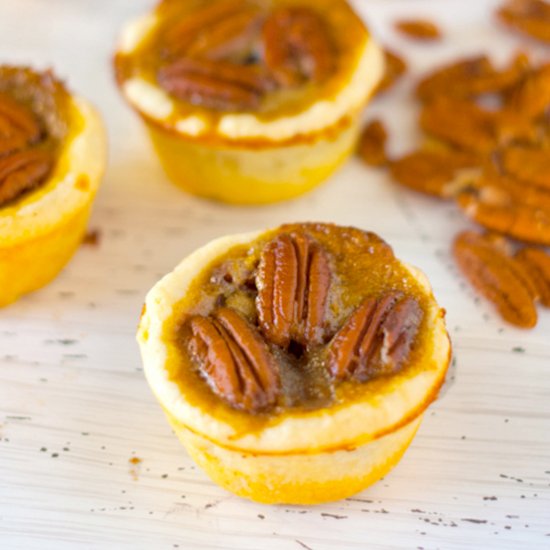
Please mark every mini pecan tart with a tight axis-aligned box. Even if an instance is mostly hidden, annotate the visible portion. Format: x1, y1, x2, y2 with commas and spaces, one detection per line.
0, 66, 106, 307
137, 223, 450, 504
114, 0, 383, 204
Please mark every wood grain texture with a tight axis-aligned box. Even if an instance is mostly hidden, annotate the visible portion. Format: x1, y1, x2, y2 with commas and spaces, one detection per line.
0, 0, 549, 548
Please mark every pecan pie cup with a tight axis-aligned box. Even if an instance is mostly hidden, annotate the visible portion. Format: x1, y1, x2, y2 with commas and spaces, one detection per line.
138, 223, 450, 504
0, 66, 106, 307
115, 0, 384, 204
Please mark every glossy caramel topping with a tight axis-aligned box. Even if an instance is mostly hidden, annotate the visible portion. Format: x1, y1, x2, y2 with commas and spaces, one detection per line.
169, 223, 431, 416
0, 66, 70, 207
115, 0, 368, 120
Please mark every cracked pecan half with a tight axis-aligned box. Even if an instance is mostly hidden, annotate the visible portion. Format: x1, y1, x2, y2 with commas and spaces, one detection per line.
158, 58, 272, 110
187, 307, 280, 412
328, 292, 423, 382
453, 231, 538, 327
0, 149, 52, 206
515, 247, 550, 307
0, 92, 42, 157
256, 232, 331, 350
262, 7, 335, 87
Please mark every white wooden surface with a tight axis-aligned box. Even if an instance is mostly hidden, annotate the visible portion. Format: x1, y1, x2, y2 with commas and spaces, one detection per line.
1, 1, 549, 548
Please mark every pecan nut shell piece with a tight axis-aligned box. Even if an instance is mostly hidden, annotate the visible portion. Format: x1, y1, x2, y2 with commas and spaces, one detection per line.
0, 149, 52, 206
0, 93, 42, 157
328, 292, 423, 382
256, 232, 331, 350
187, 307, 280, 412
262, 7, 335, 87
453, 231, 538, 327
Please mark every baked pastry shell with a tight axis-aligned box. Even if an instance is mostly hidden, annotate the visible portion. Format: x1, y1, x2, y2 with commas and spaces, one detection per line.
115, 8, 384, 204
0, 96, 106, 307
137, 229, 451, 503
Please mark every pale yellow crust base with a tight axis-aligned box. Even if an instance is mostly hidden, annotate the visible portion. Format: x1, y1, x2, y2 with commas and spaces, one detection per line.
0, 205, 91, 307
168, 413, 422, 505
146, 118, 361, 205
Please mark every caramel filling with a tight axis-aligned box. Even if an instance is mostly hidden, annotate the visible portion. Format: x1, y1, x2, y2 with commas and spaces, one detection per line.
0, 66, 69, 207
169, 223, 432, 416
115, 0, 368, 119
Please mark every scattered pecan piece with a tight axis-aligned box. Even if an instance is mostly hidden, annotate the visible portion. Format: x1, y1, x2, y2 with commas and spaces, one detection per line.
499, 143, 550, 190
262, 7, 335, 87
187, 307, 280, 412
453, 231, 538, 327
390, 149, 479, 198
0, 149, 52, 206
394, 19, 442, 41
419, 97, 533, 155
504, 63, 550, 121
416, 53, 529, 102
328, 292, 423, 382
497, 0, 550, 43
0, 92, 42, 157
256, 232, 331, 350
375, 49, 407, 95
158, 58, 271, 110
358, 119, 389, 167
456, 167, 550, 245
515, 247, 550, 307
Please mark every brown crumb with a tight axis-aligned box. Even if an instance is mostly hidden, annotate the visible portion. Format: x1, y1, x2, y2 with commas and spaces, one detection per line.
83, 229, 101, 246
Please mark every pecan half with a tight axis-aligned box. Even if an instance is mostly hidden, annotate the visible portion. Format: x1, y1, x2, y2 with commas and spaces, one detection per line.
158, 58, 271, 110
184, 9, 263, 61
328, 292, 423, 382
358, 119, 389, 167
262, 7, 335, 87
453, 231, 538, 327
497, 0, 550, 43
504, 63, 550, 121
0, 149, 52, 206
256, 232, 331, 350
390, 148, 479, 198
161, 0, 250, 59
419, 97, 535, 155
375, 49, 407, 95
499, 143, 550, 190
515, 247, 550, 307
0, 92, 41, 157
187, 307, 280, 412
456, 167, 550, 245
416, 53, 529, 102
394, 19, 442, 41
